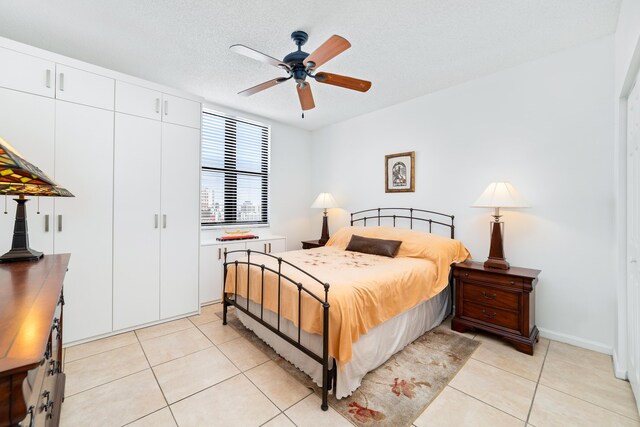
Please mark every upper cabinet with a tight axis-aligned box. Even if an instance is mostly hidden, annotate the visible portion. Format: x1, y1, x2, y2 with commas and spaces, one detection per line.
162, 94, 201, 128
55, 64, 115, 110
115, 81, 162, 120
0, 47, 55, 98
116, 83, 201, 129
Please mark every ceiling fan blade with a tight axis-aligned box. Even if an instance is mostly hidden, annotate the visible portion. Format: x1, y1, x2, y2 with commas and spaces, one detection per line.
314, 72, 371, 92
303, 35, 351, 70
239, 77, 289, 96
297, 83, 315, 111
230, 44, 289, 69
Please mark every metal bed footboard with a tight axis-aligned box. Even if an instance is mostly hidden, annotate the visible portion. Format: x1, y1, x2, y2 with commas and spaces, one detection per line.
222, 249, 334, 411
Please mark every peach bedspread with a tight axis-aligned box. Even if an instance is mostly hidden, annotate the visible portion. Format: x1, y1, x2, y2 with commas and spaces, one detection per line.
224, 227, 470, 366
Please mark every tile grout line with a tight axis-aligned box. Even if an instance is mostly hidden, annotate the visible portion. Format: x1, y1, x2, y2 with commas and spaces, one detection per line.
64, 366, 150, 399
64, 335, 137, 364
537, 382, 640, 422
448, 385, 529, 423
134, 326, 180, 427
525, 338, 551, 425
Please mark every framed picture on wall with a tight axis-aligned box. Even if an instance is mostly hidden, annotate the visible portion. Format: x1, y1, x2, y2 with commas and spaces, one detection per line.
385, 151, 415, 193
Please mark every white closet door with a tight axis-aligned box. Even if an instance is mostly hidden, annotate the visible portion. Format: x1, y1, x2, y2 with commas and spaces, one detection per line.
113, 113, 161, 330
0, 47, 55, 98
115, 81, 162, 121
160, 123, 200, 318
55, 101, 114, 344
627, 78, 640, 410
162, 94, 201, 129
0, 87, 55, 255
56, 65, 115, 110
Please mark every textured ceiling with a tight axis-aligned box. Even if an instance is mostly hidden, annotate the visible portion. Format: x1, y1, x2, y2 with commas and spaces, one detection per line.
0, 0, 621, 130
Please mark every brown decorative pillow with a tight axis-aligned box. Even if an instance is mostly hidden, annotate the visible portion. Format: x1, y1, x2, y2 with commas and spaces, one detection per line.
345, 234, 402, 258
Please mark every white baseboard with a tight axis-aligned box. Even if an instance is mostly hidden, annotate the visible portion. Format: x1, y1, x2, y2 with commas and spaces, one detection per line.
538, 327, 613, 355
613, 348, 629, 380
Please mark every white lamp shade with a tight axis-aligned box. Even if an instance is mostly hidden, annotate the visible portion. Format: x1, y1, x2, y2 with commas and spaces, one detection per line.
472, 182, 529, 208
311, 192, 338, 209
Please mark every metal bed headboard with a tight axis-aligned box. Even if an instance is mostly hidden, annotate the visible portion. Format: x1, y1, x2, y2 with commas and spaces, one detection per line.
350, 207, 455, 239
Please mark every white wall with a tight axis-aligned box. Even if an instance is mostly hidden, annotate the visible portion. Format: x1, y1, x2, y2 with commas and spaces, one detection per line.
201, 102, 313, 249
310, 36, 616, 353
613, 0, 640, 377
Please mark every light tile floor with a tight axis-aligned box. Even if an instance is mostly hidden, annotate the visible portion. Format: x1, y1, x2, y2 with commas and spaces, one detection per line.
60, 304, 640, 427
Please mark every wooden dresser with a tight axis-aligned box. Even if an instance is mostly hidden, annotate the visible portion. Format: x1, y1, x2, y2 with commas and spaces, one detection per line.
451, 261, 541, 355
0, 254, 70, 427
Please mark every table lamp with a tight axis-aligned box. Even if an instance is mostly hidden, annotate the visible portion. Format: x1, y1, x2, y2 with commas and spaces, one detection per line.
311, 192, 337, 245
472, 182, 528, 270
0, 137, 73, 262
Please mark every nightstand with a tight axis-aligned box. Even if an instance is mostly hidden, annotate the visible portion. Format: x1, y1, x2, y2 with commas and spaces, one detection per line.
451, 261, 541, 355
301, 240, 326, 249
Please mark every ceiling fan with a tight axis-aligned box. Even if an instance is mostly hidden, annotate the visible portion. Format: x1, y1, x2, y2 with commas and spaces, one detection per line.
230, 31, 372, 116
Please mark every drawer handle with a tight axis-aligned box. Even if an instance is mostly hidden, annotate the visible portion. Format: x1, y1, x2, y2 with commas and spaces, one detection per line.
481, 309, 497, 319
509, 281, 515, 285
481, 291, 497, 300
40, 390, 53, 413
26, 405, 35, 427
464, 272, 469, 277
218, 247, 222, 260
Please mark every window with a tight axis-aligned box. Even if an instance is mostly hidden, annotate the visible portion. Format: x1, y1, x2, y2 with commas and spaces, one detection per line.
201, 110, 270, 226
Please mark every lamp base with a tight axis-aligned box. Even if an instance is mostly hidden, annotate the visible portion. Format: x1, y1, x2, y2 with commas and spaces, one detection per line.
318, 212, 330, 245
0, 196, 43, 263
484, 257, 510, 270
484, 219, 510, 270
0, 247, 43, 263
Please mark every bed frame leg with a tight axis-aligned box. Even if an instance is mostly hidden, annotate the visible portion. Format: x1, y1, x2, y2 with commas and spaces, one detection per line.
222, 298, 228, 325
321, 296, 330, 411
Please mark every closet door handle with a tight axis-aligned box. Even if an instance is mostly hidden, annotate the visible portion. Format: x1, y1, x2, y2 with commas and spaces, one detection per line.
154, 214, 159, 229
57, 215, 62, 232
59, 73, 65, 91
162, 214, 167, 228
45, 214, 50, 232
263, 243, 267, 252
155, 98, 160, 113
45, 69, 51, 88
268, 243, 272, 253
164, 100, 168, 116
218, 247, 221, 260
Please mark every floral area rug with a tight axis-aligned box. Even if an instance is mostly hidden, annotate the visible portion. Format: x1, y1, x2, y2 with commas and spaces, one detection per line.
219, 309, 479, 426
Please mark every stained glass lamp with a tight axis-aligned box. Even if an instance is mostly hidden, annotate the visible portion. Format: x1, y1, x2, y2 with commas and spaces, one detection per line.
0, 137, 73, 262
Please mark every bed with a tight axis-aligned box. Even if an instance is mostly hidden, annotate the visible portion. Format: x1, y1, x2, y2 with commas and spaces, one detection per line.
222, 208, 470, 410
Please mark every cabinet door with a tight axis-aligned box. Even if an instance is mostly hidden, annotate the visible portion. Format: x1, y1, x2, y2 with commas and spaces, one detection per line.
54, 101, 114, 343
162, 94, 201, 129
199, 242, 246, 304
268, 238, 286, 254
0, 47, 55, 97
245, 240, 269, 253
0, 87, 55, 255
56, 65, 114, 110
115, 81, 162, 121
113, 113, 161, 330
160, 123, 200, 319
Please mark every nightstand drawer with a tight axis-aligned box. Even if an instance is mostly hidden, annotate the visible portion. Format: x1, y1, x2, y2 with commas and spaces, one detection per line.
462, 301, 520, 331
458, 269, 524, 288
462, 282, 520, 311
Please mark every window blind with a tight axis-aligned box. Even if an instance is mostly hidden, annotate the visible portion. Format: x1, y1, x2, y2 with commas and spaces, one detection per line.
201, 111, 270, 226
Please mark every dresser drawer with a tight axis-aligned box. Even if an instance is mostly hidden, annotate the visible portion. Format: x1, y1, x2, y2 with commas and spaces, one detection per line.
462, 282, 520, 311
462, 301, 520, 331
457, 269, 524, 288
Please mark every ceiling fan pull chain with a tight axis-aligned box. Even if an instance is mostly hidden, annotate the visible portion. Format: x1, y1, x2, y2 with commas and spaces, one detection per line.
37, 196, 40, 214
3, 195, 6, 214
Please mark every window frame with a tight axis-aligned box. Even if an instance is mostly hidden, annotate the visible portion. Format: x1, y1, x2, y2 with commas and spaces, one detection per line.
200, 109, 271, 228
